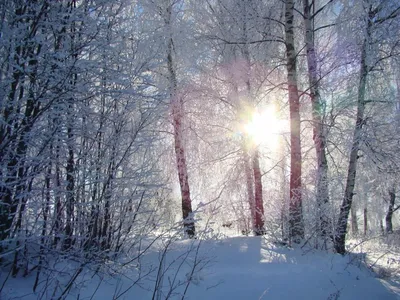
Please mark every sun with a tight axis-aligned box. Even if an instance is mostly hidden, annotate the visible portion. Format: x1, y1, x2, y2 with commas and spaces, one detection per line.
244, 105, 281, 149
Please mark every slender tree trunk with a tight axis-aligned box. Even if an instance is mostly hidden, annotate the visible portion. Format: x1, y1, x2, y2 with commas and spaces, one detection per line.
303, 0, 330, 246
280, 147, 288, 242
101, 155, 116, 251
63, 2, 77, 250
252, 149, 265, 235
334, 17, 371, 255
363, 207, 368, 236
241, 0, 264, 235
34, 159, 51, 292
386, 188, 395, 234
53, 140, 62, 248
166, 3, 195, 237
351, 204, 359, 236
285, 0, 304, 243
86, 117, 103, 251
380, 220, 384, 234
243, 148, 256, 231
64, 114, 75, 250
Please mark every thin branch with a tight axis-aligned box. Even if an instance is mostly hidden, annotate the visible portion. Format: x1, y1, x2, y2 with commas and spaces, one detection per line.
262, 15, 285, 27
314, 23, 336, 32
374, 6, 400, 24
205, 35, 286, 45
311, 0, 335, 20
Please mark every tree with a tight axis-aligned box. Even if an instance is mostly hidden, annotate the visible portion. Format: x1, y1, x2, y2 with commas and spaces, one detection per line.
285, 0, 304, 243
163, 0, 195, 237
302, 0, 333, 247
196, 0, 268, 235
334, 0, 400, 254
386, 187, 399, 233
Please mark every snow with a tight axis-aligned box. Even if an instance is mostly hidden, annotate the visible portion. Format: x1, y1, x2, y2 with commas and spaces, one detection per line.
2, 236, 399, 299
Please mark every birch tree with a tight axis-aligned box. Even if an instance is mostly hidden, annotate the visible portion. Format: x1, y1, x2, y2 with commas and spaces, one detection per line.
334, 0, 400, 254
302, 0, 337, 247
285, 0, 304, 243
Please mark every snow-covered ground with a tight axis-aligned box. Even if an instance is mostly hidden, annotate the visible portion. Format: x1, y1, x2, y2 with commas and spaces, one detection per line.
2, 236, 400, 299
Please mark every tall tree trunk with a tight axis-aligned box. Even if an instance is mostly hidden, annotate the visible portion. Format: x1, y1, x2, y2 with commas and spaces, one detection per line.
241, 0, 264, 235
243, 148, 256, 231
34, 158, 52, 292
351, 206, 359, 236
252, 149, 265, 235
386, 188, 395, 234
285, 0, 304, 243
63, 1, 77, 250
363, 207, 368, 236
334, 16, 372, 255
53, 140, 62, 248
280, 145, 289, 242
166, 3, 195, 238
303, 0, 330, 246
64, 109, 75, 250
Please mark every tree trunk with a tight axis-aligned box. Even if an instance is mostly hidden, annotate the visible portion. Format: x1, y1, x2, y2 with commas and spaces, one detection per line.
252, 149, 265, 235
303, 0, 330, 246
243, 148, 256, 231
351, 206, 359, 236
285, 0, 304, 243
240, 0, 263, 235
34, 158, 52, 292
363, 207, 368, 236
63, 3, 77, 250
386, 188, 395, 234
280, 149, 289, 243
53, 141, 62, 248
334, 16, 372, 255
63, 113, 75, 250
166, 3, 195, 238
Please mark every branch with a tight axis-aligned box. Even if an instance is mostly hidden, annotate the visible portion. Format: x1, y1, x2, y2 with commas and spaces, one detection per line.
374, 6, 400, 25
311, 0, 335, 20
262, 15, 285, 27
294, 7, 305, 19
314, 23, 336, 32
205, 35, 286, 45
368, 40, 400, 72
261, 157, 285, 177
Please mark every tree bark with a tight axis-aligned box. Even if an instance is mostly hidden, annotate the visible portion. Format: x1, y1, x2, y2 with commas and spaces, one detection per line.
242, 1, 264, 235
386, 188, 395, 234
334, 15, 372, 255
63, 108, 75, 250
363, 207, 368, 236
166, 3, 195, 238
303, 0, 330, 246
243, 148, 256, 231
351, 206, 359, 236
252, 149, 265, 235
285, 0, 304, 243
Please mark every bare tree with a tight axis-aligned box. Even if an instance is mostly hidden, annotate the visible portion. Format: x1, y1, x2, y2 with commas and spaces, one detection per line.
334, 0, 400, 254
285, 0, 304, 243
165, 0, 195, 237
302, 0, 332, 247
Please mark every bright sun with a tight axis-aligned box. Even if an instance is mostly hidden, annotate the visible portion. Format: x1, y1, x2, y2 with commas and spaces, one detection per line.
244, 105, 281, 149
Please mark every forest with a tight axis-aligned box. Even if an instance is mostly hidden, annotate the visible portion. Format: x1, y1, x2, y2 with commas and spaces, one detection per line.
0, 0, 400, 299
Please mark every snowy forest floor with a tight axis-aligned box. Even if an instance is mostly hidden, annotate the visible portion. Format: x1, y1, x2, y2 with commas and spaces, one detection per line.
1, 235, 400, 299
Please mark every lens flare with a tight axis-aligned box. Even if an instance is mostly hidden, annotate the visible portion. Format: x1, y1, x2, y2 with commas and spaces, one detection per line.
244, 105, 280, 148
